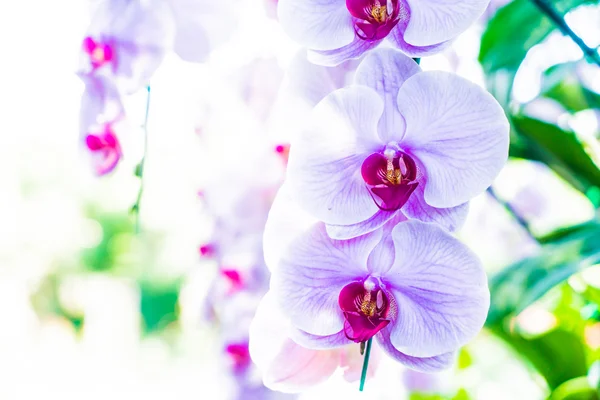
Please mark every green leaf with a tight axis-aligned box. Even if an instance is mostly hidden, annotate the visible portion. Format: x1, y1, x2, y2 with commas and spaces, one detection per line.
491, 327, 588, 391
542, 63, 600, 113
511, 116, 600, 194
538, 221, 600, 244
479, 0, 595, 73
140, 281, 180, 334
549, 377, 600, 400
134, 162, 143, 178
487, 222, 600, 325
488, 221, 600, 388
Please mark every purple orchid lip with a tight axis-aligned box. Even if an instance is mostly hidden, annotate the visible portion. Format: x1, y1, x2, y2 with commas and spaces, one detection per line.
82, 36, 114, 70
85, 124, 119, 152
361, 146, 419, 211
339, 278, 392, 343
85, 124, 122, 175
346, 0, 401, 41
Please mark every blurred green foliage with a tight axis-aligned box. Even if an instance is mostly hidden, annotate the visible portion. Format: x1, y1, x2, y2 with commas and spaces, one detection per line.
479, 0, 600, 398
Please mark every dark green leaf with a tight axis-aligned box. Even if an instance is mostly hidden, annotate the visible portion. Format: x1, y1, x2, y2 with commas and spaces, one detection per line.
479, 0, 595, 73
511, 116, 600, 194
491, 327, 588, 391
549, 377, 600, 400
542, 62, 600, 112
140, 281, 180, 334
487, 222, 600, 325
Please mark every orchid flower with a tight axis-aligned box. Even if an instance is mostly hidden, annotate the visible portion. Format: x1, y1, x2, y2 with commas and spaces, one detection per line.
278, 0, 490, 65
260, 186, 488, 375
286, 48, 509, 239
267, 217, 489, 372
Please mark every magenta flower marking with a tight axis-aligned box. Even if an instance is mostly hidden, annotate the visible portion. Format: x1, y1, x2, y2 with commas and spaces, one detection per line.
225, 342, 252, 373
346, 0, 403, 41
84, 124, 122, 175
274, 143, 290, 164
278, 0, 490, 65
286, 48, 509, 239
221, 268, 245, 294
199, 243, 217, 258
82, 36, 114, 70
269, 219, 490, 372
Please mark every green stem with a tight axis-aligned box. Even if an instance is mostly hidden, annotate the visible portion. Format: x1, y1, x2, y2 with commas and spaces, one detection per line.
530, 0, 600, 67
413, 57, 421, 65
133, 85, 151, 233
359, 338, 372, 392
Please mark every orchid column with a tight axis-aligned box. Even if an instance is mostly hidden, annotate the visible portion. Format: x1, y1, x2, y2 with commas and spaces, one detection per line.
250, 0, 510, 393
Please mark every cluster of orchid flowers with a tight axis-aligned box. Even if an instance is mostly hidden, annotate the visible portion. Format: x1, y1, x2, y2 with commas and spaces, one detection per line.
249, 0, 510, 393
78, 0, 510, 394
78, 0, 229, 174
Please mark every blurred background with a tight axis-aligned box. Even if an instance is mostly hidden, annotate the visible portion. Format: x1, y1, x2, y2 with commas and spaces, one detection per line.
1, 0, 600, 399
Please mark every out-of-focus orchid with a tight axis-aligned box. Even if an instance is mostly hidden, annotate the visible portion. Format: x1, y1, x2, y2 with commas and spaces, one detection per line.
84, 123, 122, 175
78, 0, 175, 94
277, 0, 489, 65
266, 216, 489, 371
286, 48, 509, 239
79, 76, 125, 175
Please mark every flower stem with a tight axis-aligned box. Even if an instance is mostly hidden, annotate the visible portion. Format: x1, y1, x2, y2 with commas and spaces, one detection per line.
486, 186, 537, 242
413, 58, 421, 65
359, 338, 372, 392
132, 85, 151, 233
530, 0, 600, 67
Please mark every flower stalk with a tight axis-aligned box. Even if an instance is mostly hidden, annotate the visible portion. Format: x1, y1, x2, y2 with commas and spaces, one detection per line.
359, 338, 373, 392
132, 85, 151, 233
530, 0, 600, 67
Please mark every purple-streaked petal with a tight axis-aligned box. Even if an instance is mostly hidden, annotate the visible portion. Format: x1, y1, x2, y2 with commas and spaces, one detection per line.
376, 327, 455, 372
327, 210, 398, 240
397, 72, 509, 208
403, 0, 489, 46
387, 23, 450, 57
263, 185, 319, 272
278, 0, 354, 50
287, 86, 384, 226
249, 292, 293, 372
291, 328, 349, 349
264, 339, 340, 393
402, 177, 469, 232
325, 209, 397, 240
249, 293, 339, 393
366, 213, 406, 275
354, 48, 419, 143
273, 224, 381, 335
308, 37, 382, 67
384, 221, 489, 357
